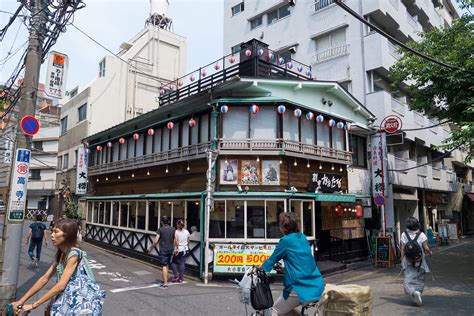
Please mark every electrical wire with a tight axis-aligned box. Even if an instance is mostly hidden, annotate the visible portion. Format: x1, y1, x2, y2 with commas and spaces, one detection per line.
400, 120, 451, 132
0, 3, 24, 41
334, 0, 474, 75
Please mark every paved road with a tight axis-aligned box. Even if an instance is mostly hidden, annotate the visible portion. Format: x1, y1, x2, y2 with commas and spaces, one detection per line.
12, 221, 474, 315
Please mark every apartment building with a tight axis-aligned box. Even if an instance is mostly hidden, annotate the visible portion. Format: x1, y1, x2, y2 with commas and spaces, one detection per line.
223, 0, 472, 237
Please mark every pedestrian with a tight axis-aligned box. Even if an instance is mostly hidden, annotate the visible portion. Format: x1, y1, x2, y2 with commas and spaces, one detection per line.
400, 216, 433, 307
12, 219, 105, 314
189, 225, 200, 241
25, 214, 48, 268
147, 216, 177, 289
171, 219, 190, 283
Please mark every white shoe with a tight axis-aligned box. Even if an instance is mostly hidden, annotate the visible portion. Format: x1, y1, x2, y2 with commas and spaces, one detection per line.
413, 291, 422, 306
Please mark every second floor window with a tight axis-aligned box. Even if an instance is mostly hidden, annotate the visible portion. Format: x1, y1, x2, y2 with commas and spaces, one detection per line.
314, 28, 348, 62
231, 2, 244, 16
60, 116, 68, 136
30, 169, 41, 180
32, 141, 43, 151
350, 135, 367, 168
99, 59, 106, 77
231, 43, 242, 54
57, 156, 62, 169
250, 16, 262, 30
268, 4, 291, 25
63, 153, 69, 170
78, 104, 87, 122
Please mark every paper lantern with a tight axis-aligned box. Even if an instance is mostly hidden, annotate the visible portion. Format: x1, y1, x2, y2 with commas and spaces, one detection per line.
133, 133, 139, 140
220, 105, 229, 114
335, 204, 343, 218
306, 112, 314, 121
178, 80, 183, 87
337, 121, 344, 129
107, 142, 112, 148
356, 204, 363, 219
293, 108, 302, 118
345, 122, 352, 131
278, 57, 285, 65
316, 114, 324, 123
148, 128, 154, 136
257, 48, 264, 57
96, 145, 102, 152
245, 49, 252, 57
229, 56, 236, 64
250, 104, 259, 114
160, 89, 165, 95
268, 52, 275, 61
306, 69, 312, 77
297, 65, 303, 72
277, 105, 286, 114
287, 62, 293, 69
201, 69, 207, 77
119, 138, 125, 144
189, 75, 195, 82
328, 119, 336, 127
167, 121, 174, 130
189, 118, 196, 128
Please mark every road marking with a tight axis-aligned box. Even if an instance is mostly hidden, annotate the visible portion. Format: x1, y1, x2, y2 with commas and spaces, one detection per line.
132, 270, 153, 276
110, 278, 131, 283
89, 263, 106, 269
110, 282, 188, 294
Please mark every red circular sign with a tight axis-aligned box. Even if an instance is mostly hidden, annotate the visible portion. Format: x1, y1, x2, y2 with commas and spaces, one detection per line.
20, 116, 40, 136
374, 194, 385, 206
382, 115, 402, 134
17, 163, 28, 174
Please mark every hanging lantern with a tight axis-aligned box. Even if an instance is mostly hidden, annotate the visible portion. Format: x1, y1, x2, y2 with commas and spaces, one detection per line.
106, 142, 112, 148
160, 89, 165, 95
250, 104, 259, 115
229, 56, 236, 64
245, 49, 252, 57
337, 121, 344, 129
278, 57, 285, 65
306, 69, 312, 77
133, 133, 139, 140
257, 48, 264, 57
306, 112, 314, 121
119, 138, 125, 145
287, 62, 293, 69
148, 128, 154, 136
345, 122, 352, 131
293, 108, 302, 118
189, 118, 196, 128
297, 65, 303, 72
201, 69, 207, 77
328, 119, 336, 127
220, 105, 229, 114
335, 204, 343, 218
178, 80, 183, 87
189, 74, 195, 82
355, 204, 363, 219
277, 104, 286, 114
96, 145, 102, 152
214, 63, 220, 71
167, 121, 174, 130
268, 52, 275, 61
316, 114, 324, 123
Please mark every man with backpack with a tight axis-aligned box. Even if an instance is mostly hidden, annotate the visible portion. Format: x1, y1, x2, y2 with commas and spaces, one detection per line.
400, 216, 433, 307
25, 214, 48, 268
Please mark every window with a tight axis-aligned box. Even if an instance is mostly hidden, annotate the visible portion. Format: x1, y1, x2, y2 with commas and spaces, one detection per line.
314, 0, 335, 12
332, 128, 345, 150
231, 43, 242, 54
57, 156, 62, 169
136, 201, 147, 230
63, 153, 69, 169
223, 107, 248, 139
367, 71, 387, 93
314, 28, 348, 62
278, 50, 292, 63
32, 141, 43, 151
148, 201, 159, 232
266, 201, 284, 238
99, 59, 106, 77
250, 106, 276, 139
227, 201, 244, 238
200, 114, 209, 142
350, 135, 367, 168
60, 116, 68, 136
78, 104, 87, 122
268, 4, 291, 25
250, 16, 263, 30
29, 169, 41, 180
74, 149, 78, 166
247, 200, 265, 238
103, 202, 111, 226
231, 2, 244, 16
112, 202, 119, 226
283, 111, 299, 141
317, 121, 330, 147
301, 119, 315, 145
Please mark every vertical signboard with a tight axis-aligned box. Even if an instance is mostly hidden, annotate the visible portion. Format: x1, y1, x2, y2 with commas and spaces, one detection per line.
3, 138, 13, 164
7, 149, 31, 221
45, 51, 69, 99
76, 146, 88, 195
371, 133, 387, 201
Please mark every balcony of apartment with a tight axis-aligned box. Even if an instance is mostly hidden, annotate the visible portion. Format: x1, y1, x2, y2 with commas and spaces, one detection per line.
27, 179, 56, 191
312, 44, 350, 65
362, 0, 400, 30
364, 33, 401, 75
366, 90, 407, 121
311, 0, 338, 13
403, 0, 440, 29
218, 139, 352, 165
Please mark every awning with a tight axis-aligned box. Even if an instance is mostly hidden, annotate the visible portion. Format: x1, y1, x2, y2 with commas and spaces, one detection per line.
466, 193, 474, 202
314, 193, 356, 203
393, 192, 418, 201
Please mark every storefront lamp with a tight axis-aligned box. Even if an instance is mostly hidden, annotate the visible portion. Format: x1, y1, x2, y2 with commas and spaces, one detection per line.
319, 163, 322, 170
293, 159, 297, 167
339, 165, 343, 172
307, 160, 310, 168
131, 173, 135, 178
331, 164, 335, 171
355, 204, 363, 218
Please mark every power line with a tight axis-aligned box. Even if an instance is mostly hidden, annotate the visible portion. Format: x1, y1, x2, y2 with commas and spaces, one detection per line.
334, 0, 474, 75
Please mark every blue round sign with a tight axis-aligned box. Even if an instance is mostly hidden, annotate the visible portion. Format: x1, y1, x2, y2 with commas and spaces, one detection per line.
20, 115, 40, 136
374, 194, 385, 206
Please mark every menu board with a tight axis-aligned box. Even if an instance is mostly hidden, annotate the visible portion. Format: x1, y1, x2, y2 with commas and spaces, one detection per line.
375, 236, 393, 268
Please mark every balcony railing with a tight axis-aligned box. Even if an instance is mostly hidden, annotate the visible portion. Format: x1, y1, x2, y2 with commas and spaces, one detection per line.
218, 139, 352, 164
417, 164, 427, 177
88, 142, 212, 175
313, 44, 350, 64
407, 12, 419, 30
388, 41, 401, 59
313, 0, 336, 12
432, 167, 441, 179
394, 157, 408, 171
391, 98, 405, 116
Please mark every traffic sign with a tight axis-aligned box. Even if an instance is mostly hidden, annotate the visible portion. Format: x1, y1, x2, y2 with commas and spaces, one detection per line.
7, 148, 31, 221
374, 194, 385, 206
381, 115, 402, 134
20, 115, 40, 136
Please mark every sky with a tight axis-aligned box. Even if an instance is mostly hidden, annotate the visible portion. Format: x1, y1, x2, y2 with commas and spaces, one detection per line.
1, 0, 224, 96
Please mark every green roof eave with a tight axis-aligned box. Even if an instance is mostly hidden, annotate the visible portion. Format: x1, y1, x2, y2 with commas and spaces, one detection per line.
83, 192, 203, 200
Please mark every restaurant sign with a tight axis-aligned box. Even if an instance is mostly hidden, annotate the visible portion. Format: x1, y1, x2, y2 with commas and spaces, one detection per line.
213, 243, 276, 273
308, 172, 343, 193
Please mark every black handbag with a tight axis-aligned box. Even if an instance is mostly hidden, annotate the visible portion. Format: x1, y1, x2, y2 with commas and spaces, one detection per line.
250, 269, 274, 311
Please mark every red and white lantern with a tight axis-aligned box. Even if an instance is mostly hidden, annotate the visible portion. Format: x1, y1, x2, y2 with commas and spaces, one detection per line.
119, 138, 125, 145
148, 128, 154, 136
167, 121, 174, 130
178, 80, 183, 87
293, 109, 302, 118
214, 63, 220, 71
133, 133, 139, 140
250, 104, 259, 115
201, 69, 207, 77
337, 121, 344, 129
190, 74, 195, 82
220, 105, 229, 114
189, 118, 196, 128
229, 56, 236, 64
316, 114, 324, 123
328, 119, 336, 127
245, 49, 252, 57
107, 142, 112, 148
345, 122, 352, 131
268, 52, 275, 61
306, 112, 314, 121
277, 105, 286, 114
257, 48, 264, 57
96, 145, 102, 152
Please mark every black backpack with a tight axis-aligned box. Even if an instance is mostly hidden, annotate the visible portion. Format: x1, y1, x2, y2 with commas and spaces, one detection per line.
404, 231, 423, 263
250, 269, 274, 311
32, 223, 45, 241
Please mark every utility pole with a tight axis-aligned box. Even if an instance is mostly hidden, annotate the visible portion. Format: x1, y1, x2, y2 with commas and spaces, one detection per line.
0, 0, 47, 307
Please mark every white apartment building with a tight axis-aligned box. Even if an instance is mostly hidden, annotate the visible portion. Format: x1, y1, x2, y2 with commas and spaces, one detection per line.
223, 0, 473, 237
56, 24, 186, 200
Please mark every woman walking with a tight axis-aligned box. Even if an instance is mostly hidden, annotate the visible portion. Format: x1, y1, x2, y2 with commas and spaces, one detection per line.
171, 219, 190, 283
11, 219, 105, 315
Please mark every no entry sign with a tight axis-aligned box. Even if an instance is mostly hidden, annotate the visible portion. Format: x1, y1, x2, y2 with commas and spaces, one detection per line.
20, 116, 40, 136
382, 115, 402, 134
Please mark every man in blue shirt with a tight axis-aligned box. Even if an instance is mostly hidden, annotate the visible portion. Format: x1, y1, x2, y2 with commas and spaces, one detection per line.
25, 214, 48, 268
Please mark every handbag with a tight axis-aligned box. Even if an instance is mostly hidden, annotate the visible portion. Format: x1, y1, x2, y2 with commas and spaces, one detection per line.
50, 250, 106, 315
250, 269, 274, 311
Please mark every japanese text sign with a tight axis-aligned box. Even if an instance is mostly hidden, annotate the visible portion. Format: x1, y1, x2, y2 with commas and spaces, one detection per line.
308, 173, 343, 193
45, 51, 68, 99
7, 149, 30, 221
213, 243, 276, 274
371, 133, 387, 202
76, 146, 88, 195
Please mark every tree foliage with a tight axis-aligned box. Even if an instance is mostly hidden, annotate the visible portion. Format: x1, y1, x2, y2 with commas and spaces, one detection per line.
390, 15, 474, 161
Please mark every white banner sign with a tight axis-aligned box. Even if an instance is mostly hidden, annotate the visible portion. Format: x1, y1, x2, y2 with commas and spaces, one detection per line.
45, 51, 68, 99
7, 148, 30, 221
76, 146, 88, 195
371, 133, 388, 201
3, 139, 13, 164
